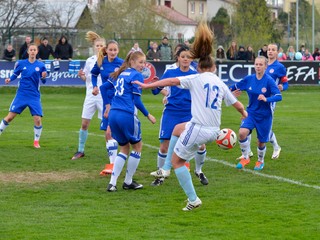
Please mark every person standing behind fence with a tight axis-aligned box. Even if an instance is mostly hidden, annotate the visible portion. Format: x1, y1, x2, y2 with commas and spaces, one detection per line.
19, 36, 32, 59
38, 37, 55, 60
158, 36, 173, 61
71, 31, 106, 160
54, 35, 73, 60
2, 44, 16, 61
0, 43, 47, 148
146, 42, 161, 61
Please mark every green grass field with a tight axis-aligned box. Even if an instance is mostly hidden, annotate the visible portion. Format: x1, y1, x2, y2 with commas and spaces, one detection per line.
0, 86, 319, 240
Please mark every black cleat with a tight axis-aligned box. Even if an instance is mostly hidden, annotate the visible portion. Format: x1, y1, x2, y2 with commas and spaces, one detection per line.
195, 172, 209, 185
107, 184, 117, 192
150, 177, 164, 186
122, 180, 143, 190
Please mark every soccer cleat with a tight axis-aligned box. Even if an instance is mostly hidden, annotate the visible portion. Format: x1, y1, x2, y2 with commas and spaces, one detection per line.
236, 158, 250, 169
34, 140, 40, 148
254, 161, 264, 171
99, 163, 114, 176
150, 168, 171, 178
150, 177, 164, 186
195, 172, 209, 185
236, 151, 254, 160
183, 197, 202, 211
71, 151, 85, 160
271, 147, 281, 159
122, 180, 143, 190
106, 184, 117, 192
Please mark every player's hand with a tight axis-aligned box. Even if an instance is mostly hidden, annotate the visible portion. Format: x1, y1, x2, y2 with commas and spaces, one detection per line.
104, 104, 110, 118
92, 86, 99, 96
241, 110, 248, 120
147, 113, 156, 124
258, 94, 267, 102
232, 89, 242, 98
41, 72, 47, 79
162, 96, 167, 105
5, 78, 10, 84
78, 69, 86, 80
278, 84, 283, 91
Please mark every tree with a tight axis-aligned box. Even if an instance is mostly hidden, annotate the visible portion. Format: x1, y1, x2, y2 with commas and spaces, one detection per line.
93, 0, 165, 56
209, 7, 232, 47
232, 0, 274, 52
0, 0, 45, 47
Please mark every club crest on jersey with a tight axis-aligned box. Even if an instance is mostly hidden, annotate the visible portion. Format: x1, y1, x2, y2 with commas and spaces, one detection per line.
261, 87, 267, 93
114, 67, 120, 72
35, 67, 40, 71
269, 69, 274, 73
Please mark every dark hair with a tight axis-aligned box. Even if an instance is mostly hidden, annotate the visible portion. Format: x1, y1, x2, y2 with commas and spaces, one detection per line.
175, 44, 189, 58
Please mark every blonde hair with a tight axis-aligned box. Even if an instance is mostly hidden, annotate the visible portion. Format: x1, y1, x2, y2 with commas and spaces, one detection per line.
110, 51, 145, 80
97, 40, 118, 67
190, 21, 215, 70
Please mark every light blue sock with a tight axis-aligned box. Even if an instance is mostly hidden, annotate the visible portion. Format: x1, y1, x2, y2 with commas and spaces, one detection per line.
175, 165, 197, 202
162, 135, 178, 171
78, 129, 88, 152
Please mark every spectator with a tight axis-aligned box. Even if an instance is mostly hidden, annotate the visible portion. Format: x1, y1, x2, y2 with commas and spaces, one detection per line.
18, 36, 32, 59
286, 45, 296, 60
299, 44, 305, 55
226, 41, 238, 60
38, 37, 55, 60
302, 48, 314, 61
312, 48, 320, 60
127, 42, 143, 56
146, 42, 161, 61
246, 45, 256, 62
147, 41, 154, 52
2, 44, 16, 61
258, 44, 268, 58
237, 45, 247, 60
277, 47, 287, 61
215, 45, 226, 63
184, 40, 191, 47
158, 36, 173, 61
54, 35, 73, 60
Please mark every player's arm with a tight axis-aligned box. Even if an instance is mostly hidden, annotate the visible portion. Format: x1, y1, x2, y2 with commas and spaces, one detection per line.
5, 62, 22, 84
232, 101, 247, 120
133, 94, 156, 124
133, 77, 180, 89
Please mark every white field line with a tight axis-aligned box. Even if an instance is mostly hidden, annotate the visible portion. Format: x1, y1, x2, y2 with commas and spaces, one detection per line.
142, 143, 320, 191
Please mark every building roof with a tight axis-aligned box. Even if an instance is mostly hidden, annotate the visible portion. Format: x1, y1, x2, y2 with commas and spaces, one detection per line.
151, 5, 197, 26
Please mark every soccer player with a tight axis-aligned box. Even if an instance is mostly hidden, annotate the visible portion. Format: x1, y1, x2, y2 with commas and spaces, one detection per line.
134, 22, 247, 211
149, 45, 208, 186
71, 31, 106, 160
90, 40, 124, 175
236, 43, 288, 160
106, 51, 156, 192
230, 56, 282, 171
0, 44, 47, 148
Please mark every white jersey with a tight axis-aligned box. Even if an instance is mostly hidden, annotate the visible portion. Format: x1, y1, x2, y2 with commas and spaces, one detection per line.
83, 55, 102, 98
178, 72, 237, 127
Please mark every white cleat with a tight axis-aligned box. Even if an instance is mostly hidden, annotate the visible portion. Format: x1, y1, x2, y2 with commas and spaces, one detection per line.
183, 197, 202, 211
150, 168, 171, 178
272, 147, 281, 159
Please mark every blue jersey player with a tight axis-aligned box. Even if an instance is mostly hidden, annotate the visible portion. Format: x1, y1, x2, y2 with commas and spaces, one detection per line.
230, 56, 282, 171
106, 51, 156, 192
0, 44, 47, 148
90, 40, 124, 175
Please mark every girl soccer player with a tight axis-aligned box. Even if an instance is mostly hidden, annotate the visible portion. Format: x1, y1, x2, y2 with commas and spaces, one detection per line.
71, 31, 106, 160
134, 22, 247, 211
90, 40, 124, 175
106, 51, 156, 192
0, 44, 47, 148
230, 56, 282, 171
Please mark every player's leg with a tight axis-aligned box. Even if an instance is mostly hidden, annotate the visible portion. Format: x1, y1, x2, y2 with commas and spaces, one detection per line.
194, 144, 208, 185
33, 115, 42, 148
269, 130, 281, 159
236, 133, 253, 160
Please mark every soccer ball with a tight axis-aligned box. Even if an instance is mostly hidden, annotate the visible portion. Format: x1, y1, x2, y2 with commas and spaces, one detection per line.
216, 128, 237, 150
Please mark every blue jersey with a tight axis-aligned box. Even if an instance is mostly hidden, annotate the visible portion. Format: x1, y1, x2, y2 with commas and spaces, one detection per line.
10, 59, 46, 98
160, 68, 197, 112
267, 60, 288, 90
91, 56, 124, 87
111, 68, 144, 114
233, 73, 282, 117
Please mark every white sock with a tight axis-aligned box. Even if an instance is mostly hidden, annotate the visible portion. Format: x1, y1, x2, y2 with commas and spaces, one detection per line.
124, 151, 141, 185
106, 139, 118, 164
109, 153, 127, 186
239, 137, 250, 159
0, 119, 9, 135
269, 131, 280, 150
157, 150, 167, 169
247, 134, 252, 153
257, 146, 266, 163
195, 148, 206, 174
34, 125, 42, 141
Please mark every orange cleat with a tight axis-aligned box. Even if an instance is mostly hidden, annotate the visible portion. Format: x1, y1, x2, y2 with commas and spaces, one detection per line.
236, 157, 250, 169
100, 163, 114, 176
34, 140, 40, 149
